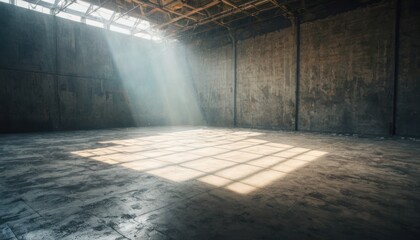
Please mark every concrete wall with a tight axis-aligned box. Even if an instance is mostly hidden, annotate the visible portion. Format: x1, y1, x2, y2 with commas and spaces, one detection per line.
299, 2, 394, 135
236, 28, 296, 130
0, 70, 59, 132
396, 0, 420, 137
0, 3, 202, 132
1, 1, 419, 136
190, 0, 419, 137
188, 45, 234, 126
0, 3, 135, 132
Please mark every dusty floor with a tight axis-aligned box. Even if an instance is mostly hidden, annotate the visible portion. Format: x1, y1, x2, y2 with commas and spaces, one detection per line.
0, 127, 419, 240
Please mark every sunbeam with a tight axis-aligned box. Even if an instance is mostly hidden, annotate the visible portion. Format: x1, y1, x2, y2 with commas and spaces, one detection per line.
105, 35, 204, 126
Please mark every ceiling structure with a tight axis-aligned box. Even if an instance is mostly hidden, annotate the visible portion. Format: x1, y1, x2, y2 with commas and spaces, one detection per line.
20, 0, 385, 41
82, 0, 385, 39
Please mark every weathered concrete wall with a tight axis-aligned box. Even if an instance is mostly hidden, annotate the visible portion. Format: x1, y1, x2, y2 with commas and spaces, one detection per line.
187, 44, 234, 126
236, 28, 296, 129
57, 75, 133, 130
0, 4, 55, 73
0, 3, 137, 132
299, 2, 395, 135
0, 70, 59, 131
0, 3, 202, 132
2, 1, 419, 136
54, 19, 136, 129
396, 0, 420, 137
0, 4, 58, 132
190, 0, 420, 136
56, 19, 118, 80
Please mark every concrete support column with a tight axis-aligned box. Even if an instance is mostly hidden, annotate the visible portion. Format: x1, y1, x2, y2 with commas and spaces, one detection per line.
229, 31, 237, 127
391, 0, 401, 135
293, 16, 300, 131
53, 17, 61, 129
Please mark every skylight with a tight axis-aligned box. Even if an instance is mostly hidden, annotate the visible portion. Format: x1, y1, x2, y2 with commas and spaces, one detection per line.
5, 0, 161, 41
66, 1, 89, 13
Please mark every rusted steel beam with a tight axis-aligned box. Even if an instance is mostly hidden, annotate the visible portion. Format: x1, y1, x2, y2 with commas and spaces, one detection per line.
133, 0, 200, 23
176, 5, 285, 39
155, 0, 221, 29
168, 0, 271, 37
221, 0, 260, 20
268, 0, 294, 19
110, 4, 139, 23
180, 2, 230, 30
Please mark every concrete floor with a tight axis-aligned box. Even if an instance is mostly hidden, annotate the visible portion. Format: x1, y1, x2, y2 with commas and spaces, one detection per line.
1, 127, 419, 240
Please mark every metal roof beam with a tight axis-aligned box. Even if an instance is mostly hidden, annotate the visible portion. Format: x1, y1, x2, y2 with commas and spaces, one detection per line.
155, 0, 221, 29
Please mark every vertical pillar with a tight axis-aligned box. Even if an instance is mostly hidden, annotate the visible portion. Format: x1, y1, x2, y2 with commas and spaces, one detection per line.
53, 16, 61, 129
229, 31, 237, 127
391, 0, 401, 135
294, 16, 300, 131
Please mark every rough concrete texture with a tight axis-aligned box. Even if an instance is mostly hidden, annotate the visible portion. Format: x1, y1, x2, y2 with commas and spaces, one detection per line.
0, 3, 139, 132
1, 127, 420, 239
236, 28, 296, 129
1, 2, 419, 136
188, 45, 234, 126
0, 3, 205, 132
0, 70, 60, 131
56, 18, 119, 80
188, 0, 419, 137
299, 2, 394, 135
0, 4, 55, 73
57, 76, 133, 130
396, 0, 420, 137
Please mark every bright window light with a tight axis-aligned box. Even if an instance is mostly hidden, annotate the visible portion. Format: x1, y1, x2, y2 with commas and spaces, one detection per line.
96, 7, 114, 21
86, 19, 104, 29
56, 11, 80, 23
110, 25, 130, 35
15, 0, 29, 8
137, 20, 150, 30
152, 36, 162, 41
114, 16, 136, 28
4, 0, 160, 41
134, 32, 152, 40
67, 0, 90, 13
30, 4, 49, 14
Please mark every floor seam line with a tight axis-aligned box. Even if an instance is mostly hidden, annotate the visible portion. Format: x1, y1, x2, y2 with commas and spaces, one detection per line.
6, 223, 19, 240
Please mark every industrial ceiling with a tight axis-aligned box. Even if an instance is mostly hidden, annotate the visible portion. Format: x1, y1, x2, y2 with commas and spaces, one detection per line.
21, 0, 385, 40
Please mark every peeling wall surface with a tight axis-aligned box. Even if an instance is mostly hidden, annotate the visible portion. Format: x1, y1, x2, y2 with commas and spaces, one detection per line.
396, 0, 420, 137
299, 2, 394, 135
236, 29, 296, 130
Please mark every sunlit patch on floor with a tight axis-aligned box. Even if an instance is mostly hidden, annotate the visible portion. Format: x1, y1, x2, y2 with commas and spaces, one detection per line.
71, 129, 328, 194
